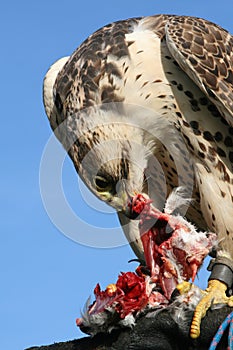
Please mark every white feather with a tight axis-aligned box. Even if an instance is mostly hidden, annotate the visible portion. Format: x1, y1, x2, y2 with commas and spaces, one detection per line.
118, 314, 136, 328
164, 187, 193, 215
43, 56, 70, 120
171, 285, 203, 324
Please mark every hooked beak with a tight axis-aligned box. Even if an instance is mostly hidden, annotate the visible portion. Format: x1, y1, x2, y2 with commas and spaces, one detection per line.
122, 188, 150, 220
113, 179, 149, 219
123, 196, 141, 219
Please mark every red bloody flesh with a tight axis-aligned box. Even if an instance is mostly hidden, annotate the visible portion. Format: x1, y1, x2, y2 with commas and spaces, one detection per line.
130, 194, 213, 299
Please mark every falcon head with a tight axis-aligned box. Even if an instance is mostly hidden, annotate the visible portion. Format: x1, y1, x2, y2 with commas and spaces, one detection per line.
75, 122, 153, 213
43, 58, 160, 217
43, 55, 176, 258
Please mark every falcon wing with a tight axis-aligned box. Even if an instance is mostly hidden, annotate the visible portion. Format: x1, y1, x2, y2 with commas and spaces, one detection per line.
162, 16, 233, 246
165, 16, 233, 126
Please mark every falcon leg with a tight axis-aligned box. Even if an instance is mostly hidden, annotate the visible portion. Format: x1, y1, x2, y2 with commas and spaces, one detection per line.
191, 258, 233, 339
177, 258, 233, 339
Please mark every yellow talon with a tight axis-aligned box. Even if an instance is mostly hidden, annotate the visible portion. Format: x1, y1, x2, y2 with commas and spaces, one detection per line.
176, 279, 233, 339
190, 279, 233, 339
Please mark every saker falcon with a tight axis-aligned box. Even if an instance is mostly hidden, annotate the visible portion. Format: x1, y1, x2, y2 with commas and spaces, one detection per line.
43, 14, 233, 338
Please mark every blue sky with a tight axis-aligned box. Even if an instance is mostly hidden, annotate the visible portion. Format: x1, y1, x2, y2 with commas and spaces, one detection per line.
1, 1, 233, 349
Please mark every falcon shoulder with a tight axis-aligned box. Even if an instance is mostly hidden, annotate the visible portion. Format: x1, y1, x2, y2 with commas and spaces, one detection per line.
164, 16, 233, 126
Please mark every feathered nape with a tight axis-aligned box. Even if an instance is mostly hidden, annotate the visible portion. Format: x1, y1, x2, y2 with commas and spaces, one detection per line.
76, 188, 217, 336
43, 57, 69, 127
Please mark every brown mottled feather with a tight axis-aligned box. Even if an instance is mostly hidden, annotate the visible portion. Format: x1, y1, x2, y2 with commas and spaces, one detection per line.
54, 15, 233, 128
54, 18, 142, 121
165, 16, 233, 125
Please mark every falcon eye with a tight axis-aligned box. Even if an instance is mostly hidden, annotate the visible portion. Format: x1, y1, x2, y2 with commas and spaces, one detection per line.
94, 175, 112, 192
